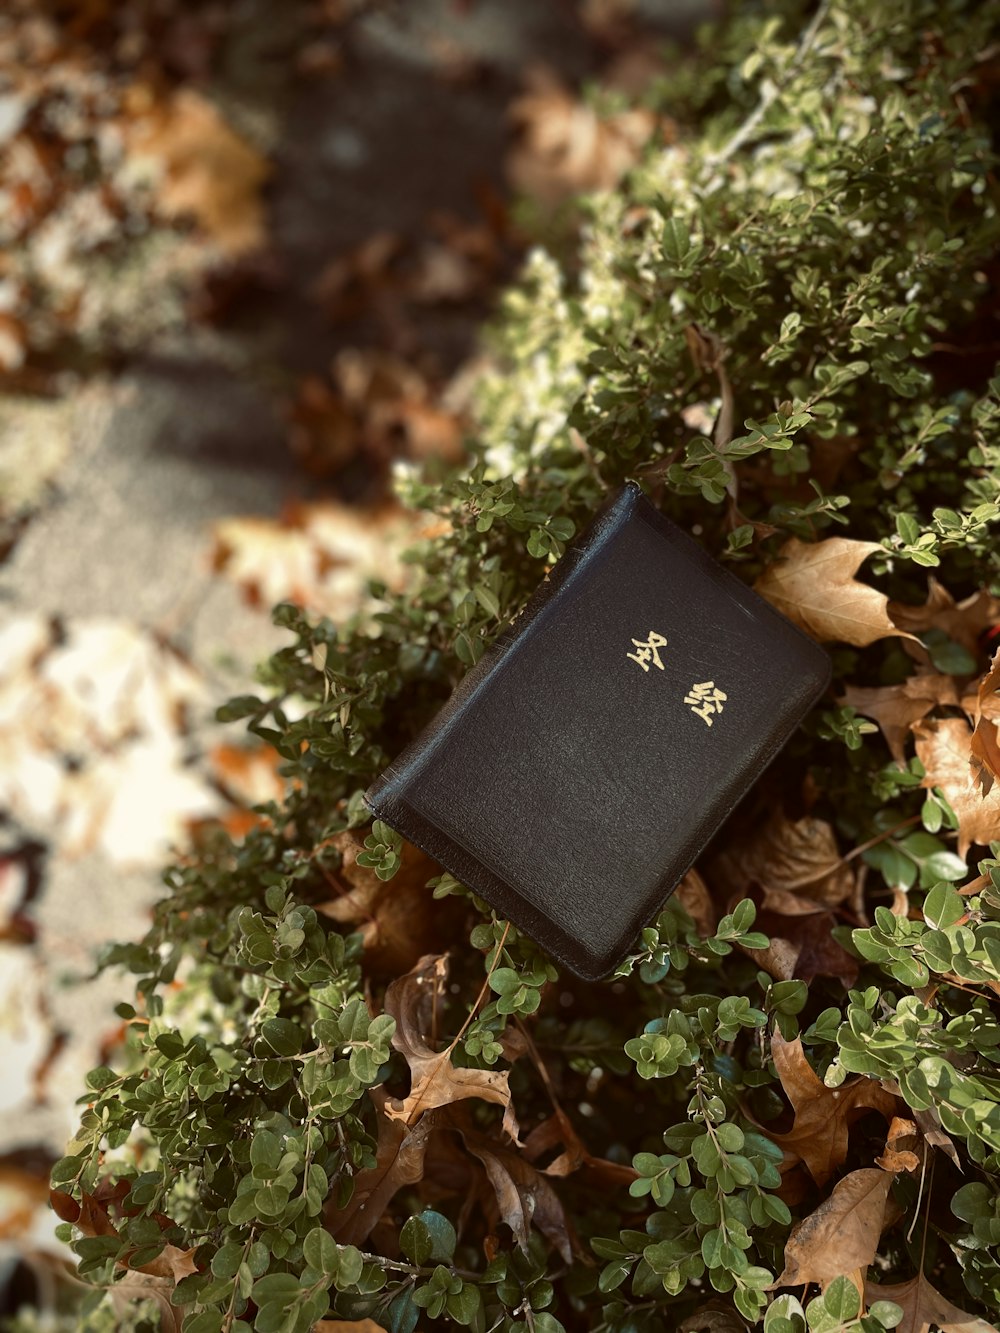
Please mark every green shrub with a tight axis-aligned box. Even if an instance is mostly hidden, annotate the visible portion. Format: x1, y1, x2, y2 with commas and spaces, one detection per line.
49, 1, 1000, 1329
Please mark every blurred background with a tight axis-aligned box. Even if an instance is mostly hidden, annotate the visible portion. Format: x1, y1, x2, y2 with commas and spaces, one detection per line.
0, 0, 710, 1313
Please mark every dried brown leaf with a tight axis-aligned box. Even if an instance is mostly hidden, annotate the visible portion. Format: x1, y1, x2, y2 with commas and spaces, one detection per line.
862, 1274, 997, 1333
674, 866, 717, 936
766, 1033, 899, 1186
912, 716, 1000, 859
325, 1087, 444, 1246
874, 1116, 921, 1175
505, 68, 658, 207
125, 87, 269, 255
889, 577, 1000, 657
754, 536, 918, 647
968, 648, 1000, 794
315, 831, 447, 977
715, 810, 855, 910
776, 1168, 892, 1288
383, 953, 516, 1133
521, 1108, 637, 1188
838, 673, 962, 767
460, 1125, 574, 1264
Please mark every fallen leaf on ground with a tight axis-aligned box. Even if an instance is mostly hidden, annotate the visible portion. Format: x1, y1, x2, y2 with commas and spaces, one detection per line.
210, 497, 421, 619
775, 1167, 892, 1288
912, 716, 1000, 858
459, 1122, 574, 1264
838, 673, 962, 767
124, 86, 269, 255
766, 1033, 899, 1186
744, 905, 860, 988
863, 1273, 996, 1333
754, 537, 918, 647
0, 616, 216, 866
207, 742, 288, 835
0, 943, 58, 1115
506, 67, 659, 207
889, 576, 1000, 657
383, 954, 516, 1133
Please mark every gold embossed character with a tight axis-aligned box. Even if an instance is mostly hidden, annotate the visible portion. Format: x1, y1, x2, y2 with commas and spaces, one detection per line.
627, 630, 668, 673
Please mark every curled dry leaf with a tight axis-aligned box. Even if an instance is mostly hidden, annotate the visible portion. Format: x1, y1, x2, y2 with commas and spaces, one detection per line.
766, 1033, 899, 1187
838, 672, 961, 767
912, 716, 1000, 859
50, 1184, 197, 1330
912, 1104, 961, 1168
753, 536, 918, 647
875, 1116, 921, 1175
124, 86, 269, 256
775, 1167, 892, 1289
382, 953, 516, 1134
862, 1274, 997, 1333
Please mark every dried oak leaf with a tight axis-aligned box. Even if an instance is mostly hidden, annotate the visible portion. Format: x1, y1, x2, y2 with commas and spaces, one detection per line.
459, 1122, 574, 1264
50, 1185, 197, 1329
775, 1168, 892, 1289
967, 648, 1000, 795
862, 1274, 997, 1333
766, 1033, 899, 1187
753, 537, 918, 648
888, 576, 1000, 658
711, 809, 856, 914
326, 1086, 445, 1246
383, 953, 518, 1137
749, 906, 861, 988
125, 86, 269, 255
315, 830, 451, 978
912, 716, 1000, 859
837, 673, 962, 767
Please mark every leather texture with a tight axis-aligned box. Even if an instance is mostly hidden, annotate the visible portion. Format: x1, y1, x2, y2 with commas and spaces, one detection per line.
364, 480, 833, 981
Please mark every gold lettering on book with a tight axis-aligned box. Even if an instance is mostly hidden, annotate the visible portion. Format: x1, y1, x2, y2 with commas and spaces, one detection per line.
684, 681, 727, 725
627, 630, 668, 673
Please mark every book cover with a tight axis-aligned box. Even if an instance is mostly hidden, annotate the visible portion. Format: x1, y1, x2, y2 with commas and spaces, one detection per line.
363, 480, 832, 980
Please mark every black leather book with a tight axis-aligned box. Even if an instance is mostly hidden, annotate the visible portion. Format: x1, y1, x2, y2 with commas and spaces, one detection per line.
363, 480, 832, 981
